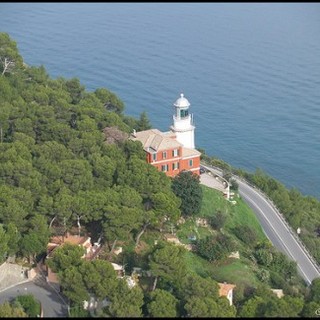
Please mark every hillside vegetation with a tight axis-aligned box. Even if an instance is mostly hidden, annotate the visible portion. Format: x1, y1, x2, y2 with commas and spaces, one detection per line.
0, 32, 319, 318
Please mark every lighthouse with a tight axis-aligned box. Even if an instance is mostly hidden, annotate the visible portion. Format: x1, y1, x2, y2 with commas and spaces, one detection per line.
170, 93, 195, 149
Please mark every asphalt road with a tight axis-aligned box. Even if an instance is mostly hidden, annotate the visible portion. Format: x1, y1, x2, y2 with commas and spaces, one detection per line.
0, 278, 68, 317
202, 164, 320, 285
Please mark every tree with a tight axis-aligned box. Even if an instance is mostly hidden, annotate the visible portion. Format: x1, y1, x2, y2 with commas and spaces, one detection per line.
89, 153, 116, 188
229, 178, 239, 191
108, 279, 144, 317
262, 296, 303, 318
217, 297, 237, 317
238, 296, 264, 318
60, 266, 89, 304
233, 225, 258, 248
147, 289, 179, 318
27, 214, 50, 248
47, 243, 85, 273
254, 248, 273, 267
0, 33, 23, 76
256, 268, 270, 283
0, 301, 26, 317
0, 185, 33, 230
149, 242, 188, 290
0, 225, 8, 262
79, 260, 117, 301
135, 191, 181, 247
184, 296, 220, 317
14, 294, 41, 317
136, 111, 151, 131
171, 170, 203, 216
301, 301, 320, 317
179, 273, 219, 301
209, 210, 227, 230
119, 155, 171, 198
20, 232, 46, 264
59, 159, 94, 193
5, 222, 20, 256
64, 78, 84, 104
309, 278, 320, 302
269, 251, 298, 280
196, 233, 236, 262
103, 205, 143, 252
94, 87, 125, 114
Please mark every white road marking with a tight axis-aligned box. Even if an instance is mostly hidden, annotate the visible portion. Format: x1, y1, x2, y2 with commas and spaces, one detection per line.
242, 191, 312, 285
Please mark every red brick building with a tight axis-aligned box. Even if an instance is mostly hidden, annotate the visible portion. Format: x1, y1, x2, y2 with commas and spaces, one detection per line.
130, 129, 200, 177
130, 93, 201, 177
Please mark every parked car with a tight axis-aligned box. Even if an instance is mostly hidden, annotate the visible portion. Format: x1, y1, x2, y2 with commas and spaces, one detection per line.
200, 166, 206, 174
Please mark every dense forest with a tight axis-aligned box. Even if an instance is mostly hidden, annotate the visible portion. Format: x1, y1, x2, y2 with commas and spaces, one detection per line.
1, 32, 320, 317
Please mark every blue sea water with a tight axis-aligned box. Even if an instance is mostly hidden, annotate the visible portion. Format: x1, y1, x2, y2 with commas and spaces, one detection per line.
0, 3, 320, 198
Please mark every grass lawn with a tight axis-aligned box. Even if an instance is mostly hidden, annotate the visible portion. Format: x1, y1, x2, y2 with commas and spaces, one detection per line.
210, 258, 260, 288
184, 251, 216, 278
176, 218, 214, 244
199, 185, 267, 241
177, 185, 267, 287
184, 250, 259, 288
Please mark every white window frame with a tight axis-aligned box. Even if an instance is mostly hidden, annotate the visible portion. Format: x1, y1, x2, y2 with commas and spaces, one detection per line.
161, 164, 169, 172
172, 149, 179, 157
172, 162, 179, 170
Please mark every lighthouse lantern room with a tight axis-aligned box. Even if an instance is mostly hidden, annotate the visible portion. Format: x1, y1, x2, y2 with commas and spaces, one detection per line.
170, 93, 195, 149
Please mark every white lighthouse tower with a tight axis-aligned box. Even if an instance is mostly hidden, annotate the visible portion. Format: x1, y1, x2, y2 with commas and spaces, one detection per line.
170, 93, 195, 149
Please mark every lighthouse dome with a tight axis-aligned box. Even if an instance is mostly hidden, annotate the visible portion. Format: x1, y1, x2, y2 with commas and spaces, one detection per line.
174, 93, 190, 108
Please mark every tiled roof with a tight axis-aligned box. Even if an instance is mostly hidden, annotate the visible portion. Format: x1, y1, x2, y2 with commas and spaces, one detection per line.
271, 289, 284, 298
131, 129, 182, 152
218, 283, 236, 297
49, 234, 88, 246
182, 147, 201, 158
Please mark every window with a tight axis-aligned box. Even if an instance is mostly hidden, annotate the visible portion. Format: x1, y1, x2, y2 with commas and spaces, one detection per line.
162, 151, 167, 159
172, 149, 179, 157
152, 153, 157, 161
172, 162, 179, 170
180, 109, 189, 118
189, 159, 193, 167
161, 164, 169, 172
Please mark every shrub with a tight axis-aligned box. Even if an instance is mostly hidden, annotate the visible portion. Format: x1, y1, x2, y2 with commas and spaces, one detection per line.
233, 225, 258, 248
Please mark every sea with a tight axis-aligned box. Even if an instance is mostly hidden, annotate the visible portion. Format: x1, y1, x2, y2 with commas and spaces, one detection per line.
0, 3, 319, 199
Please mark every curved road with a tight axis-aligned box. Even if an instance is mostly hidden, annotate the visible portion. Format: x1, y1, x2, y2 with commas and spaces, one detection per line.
202, 164, 320, 285
0, 276, 68, 317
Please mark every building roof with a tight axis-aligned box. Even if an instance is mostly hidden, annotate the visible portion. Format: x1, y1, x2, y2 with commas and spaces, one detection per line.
47, 234, 92, 259
49, 234, 89, 246
182, 147, 201, 158
131, 129, 182, 152
271, 289, 284, 298
162, 131, 177, 139
111, 263, 124, 271
174, 93, 190, 108
218, 283, 236, 297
